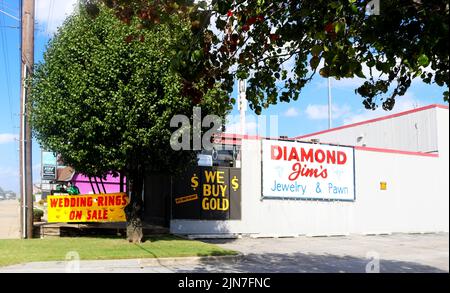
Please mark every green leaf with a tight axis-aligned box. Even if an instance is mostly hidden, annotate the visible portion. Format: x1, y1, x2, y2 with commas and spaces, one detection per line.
417, 54, 430, 67
335, 22, 346, 34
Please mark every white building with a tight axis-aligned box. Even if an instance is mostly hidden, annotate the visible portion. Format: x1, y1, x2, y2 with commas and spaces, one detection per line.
295, 104, 448, 155
171, 104, 449, 237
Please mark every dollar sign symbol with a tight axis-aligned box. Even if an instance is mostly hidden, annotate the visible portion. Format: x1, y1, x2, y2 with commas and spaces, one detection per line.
191, 174, 199, 190
232, 176, 239, 191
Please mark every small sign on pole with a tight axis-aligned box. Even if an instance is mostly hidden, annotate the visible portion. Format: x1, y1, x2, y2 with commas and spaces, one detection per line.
41, 151, 57, 180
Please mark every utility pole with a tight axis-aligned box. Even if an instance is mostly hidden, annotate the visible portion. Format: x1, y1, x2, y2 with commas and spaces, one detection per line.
20, 0, 34, 239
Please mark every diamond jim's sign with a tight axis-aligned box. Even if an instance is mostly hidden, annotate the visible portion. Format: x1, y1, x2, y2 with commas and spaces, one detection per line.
172, 167, 242, 220
262, 140, 356, 201
47, 193, 129, 222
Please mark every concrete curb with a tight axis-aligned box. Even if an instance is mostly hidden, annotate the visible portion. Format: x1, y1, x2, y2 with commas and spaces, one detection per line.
137, 253, 245, 267
0, 253, 246, 272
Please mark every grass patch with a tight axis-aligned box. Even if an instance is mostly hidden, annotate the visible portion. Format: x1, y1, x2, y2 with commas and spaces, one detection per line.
0, 235, 238, 267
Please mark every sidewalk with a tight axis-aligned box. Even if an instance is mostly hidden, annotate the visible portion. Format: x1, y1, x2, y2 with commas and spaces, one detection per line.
0, 255, 244, 273
0, 200, 20, 239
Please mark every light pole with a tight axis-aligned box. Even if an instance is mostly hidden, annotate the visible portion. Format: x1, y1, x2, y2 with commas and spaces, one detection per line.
328, 77, 332, 129
238, 80, 247, 136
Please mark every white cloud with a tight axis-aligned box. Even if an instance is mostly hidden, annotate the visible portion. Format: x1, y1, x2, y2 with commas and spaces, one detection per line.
36, 0, 78, 35
283, 107, 299, 117
0, 133, 18, 144
343, 93, 422, 125
305, 104, 351, 120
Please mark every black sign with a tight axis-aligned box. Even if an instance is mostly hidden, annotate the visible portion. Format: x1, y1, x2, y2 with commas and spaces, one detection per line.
42, 165, 56, 180
172, 167, 241, 220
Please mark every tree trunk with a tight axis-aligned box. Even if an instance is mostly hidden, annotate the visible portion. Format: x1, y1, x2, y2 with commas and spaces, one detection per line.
124, 168, 144, 243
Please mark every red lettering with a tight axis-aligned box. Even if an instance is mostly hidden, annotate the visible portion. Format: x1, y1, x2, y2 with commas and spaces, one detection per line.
289, 163, 329, 181
301, 165, 315, 177
271, 145, 282, 160
320, 168, 328, 179
289, 163, 301, 181
300, 148, 314, 162
50, 198, 58, 208
288, 147, 299, 161
314, 149, 325, 163
121, 195, 127, 205
337, 151, 347, 164
326, 150, 336, 164
87, 197, 93, 207
64, 198, 70, 207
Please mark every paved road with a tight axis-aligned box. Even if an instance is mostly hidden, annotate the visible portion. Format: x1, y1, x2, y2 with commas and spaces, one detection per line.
0, 200, 20, 239
0, 233, 448, 273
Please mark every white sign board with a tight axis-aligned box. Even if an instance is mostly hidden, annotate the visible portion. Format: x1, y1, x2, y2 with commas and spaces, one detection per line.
262, 139, 355, 201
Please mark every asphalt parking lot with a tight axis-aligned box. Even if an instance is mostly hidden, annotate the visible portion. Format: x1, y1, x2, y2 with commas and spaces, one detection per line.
200, 233, 449, 273
0, 232, 448, 273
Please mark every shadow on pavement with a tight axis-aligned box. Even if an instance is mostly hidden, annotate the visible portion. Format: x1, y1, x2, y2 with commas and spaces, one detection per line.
184, 252, 447, 273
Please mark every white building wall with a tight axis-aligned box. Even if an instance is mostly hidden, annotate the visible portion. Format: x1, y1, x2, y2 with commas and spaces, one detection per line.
436, 107, 449, 232
171, 137, 448, 236
299, 106, 442, 153
352, 150, 445, 234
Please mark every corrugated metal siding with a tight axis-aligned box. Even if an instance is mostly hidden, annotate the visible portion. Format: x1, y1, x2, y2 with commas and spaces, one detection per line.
301, 108, 439, 153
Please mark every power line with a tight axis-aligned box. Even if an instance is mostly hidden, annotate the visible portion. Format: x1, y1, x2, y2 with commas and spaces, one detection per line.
0, 5, 16, 132
45, 0, 55, 36
0, 0, 19, 16
0, 7, 18, 21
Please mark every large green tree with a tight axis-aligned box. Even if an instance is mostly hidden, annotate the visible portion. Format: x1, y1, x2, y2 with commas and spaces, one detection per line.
93, 0, 449, 112
30, 4, 230, 242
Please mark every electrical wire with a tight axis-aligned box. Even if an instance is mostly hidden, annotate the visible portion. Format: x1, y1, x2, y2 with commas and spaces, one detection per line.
0, 0, 18, 16
0, 1, 16, 132
45, 0, 55, 36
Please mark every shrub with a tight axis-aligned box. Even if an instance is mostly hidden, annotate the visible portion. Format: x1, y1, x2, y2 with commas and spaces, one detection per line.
33, 208, 44, 221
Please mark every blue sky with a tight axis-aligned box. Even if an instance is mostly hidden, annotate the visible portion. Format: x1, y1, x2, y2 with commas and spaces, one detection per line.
0, 0, 448, 193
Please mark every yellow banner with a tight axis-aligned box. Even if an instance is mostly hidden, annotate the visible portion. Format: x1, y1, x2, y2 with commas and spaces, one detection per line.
47, 193, 129, 223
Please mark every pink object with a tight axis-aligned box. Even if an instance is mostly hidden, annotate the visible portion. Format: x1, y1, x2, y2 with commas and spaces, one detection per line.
354, 146, 439, 157
71, 173, 126, 194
